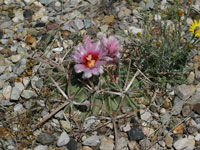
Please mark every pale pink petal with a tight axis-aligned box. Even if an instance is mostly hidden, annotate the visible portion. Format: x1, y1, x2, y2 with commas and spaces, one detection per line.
74, 64, 86, 73
82, 69, 92, 78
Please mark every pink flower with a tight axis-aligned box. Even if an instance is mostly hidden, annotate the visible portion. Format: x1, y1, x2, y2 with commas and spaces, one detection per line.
72, 36, 107, 78
101, 36, 120, 61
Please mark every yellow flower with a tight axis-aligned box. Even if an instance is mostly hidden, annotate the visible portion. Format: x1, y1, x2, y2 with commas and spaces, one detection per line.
156, 41, 161, 47
137, 32, 141, 37
188, 44, 193, 49
189, 19, 200, 37
177, 10, 183, 17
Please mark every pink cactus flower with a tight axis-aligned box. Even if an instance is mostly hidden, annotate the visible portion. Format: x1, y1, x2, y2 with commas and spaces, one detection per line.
72, 36, 107, 78
101, 36, 120, 62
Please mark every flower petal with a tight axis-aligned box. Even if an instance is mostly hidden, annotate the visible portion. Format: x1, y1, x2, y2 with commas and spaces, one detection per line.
82, 69, 92, 78
74, 64, 86, 73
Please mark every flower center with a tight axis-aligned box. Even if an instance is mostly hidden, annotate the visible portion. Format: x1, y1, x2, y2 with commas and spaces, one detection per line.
84, 54, 98, 68
195, 29, 200, 36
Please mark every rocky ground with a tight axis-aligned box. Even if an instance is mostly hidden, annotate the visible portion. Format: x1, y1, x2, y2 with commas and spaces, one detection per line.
0, 0, 200, 150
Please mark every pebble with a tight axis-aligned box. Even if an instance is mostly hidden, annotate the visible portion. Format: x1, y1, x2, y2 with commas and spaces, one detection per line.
55, 111, 64, 119
140, 110, 152, 122
118, 137, 128, 150
34, 145, 48, 150
190, 89, 200, 104
36, 132, 54, 145
100, 137, 114, 150
21, 90, 37, 99
118, 7, 131, 19
60, 120, 71, 131
182, 103, 192, 117
83, 116, 100, 131
14, 103, 25, 114
127, 126, 145, 141
66, 139, 78, 150
193, 103, 200, 114
187, 72, 195, 84
57, 131, 70, 147
0, 66, 6, 74
195, 133, 200, 141
139, 139, 151, 149
174, 84, 191, 100
10, 55, 21, 63
128, 141, 140, 150
160, 108, 167, 114
74, 18, 84, 30
173, 137, 195, 150
10, 82, 24, 101
82, 135, 100, 147
165, 134, 173, 148
2, 84, 12, 100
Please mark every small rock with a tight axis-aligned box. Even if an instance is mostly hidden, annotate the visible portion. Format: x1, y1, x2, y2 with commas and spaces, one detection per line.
83, 135, 100, 147
118, 7, 131, 19
193, 103, 200, 114
165, 134, 173, 148
55, 111, 64, 119
149, 105, 158, 113
139, 139, 151, 149
173, 125, 184, 134
83, 116, 100, 131
187, 126, 197, 134
127, 126, 145, 141
66, 139, 78, 150
173, 137, 195, 150
34, 145, 48, 150
21, 90, 37, 99
57, 131, 70, 147
123, 123, 131, 132
0, 66, 6, 74
187, 72, 195, 84
154, 14, 161, 21
129, 26, 143, 35
140, 110, 152, 122
195, 133, 200, 141
128, 141, 140, 150
0, 99, 13, 106
23, 9, 33, 20
118, 137, 128, 150
11, 82, 24, 101
74, 18, 84, 30
10, 55, 21, 63
160, 108, 167, 114
174, 84, 191, 100
36, 132, 54, 145
100, 137, 114, 150
2, 84, 12, 100
0, 29, 3, 39
14, 104, 25, 114
190, 89, 200, 104
182, 103, 192, 117
60, 120, 71, 131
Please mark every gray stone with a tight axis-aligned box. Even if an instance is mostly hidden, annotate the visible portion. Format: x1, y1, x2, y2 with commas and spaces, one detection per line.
2, 84, 12, 100
0, 99, 13, 106
83, 135, 100, 146
36, 132, 54, 145
14, 104, 25, 114
195, 133, 200, 141
21, 90, 37, 99
13, 65, 26, 75
100, 137, 114, 150
10, 55, 21, 63
165, 134, 173, 148
0, 21, 12, 28
57, 131, 70, 147
0, 66, 6, 74
195, 70, 200, 81
118, 137, 128, 150
10, 82, 24, 100
174, 84, 191, 100
61, 22, 76, 32
0, 73, 16, 81
140, 110, 152, 122
55, 111, 64, 119
173, 138, 195, 150
172, 97, 185, 115
139, 139, 151, 149
0, 79, 4, 89
74, 18, 84, 30
83, 116, 100, 131
60, 120, 71, 131
118, 7, 131, 19
139, 0, 154, 10
31, 76, 43, 91
34, 145, 48, 150
190, 88, 200, 104
187, 72, 195, 84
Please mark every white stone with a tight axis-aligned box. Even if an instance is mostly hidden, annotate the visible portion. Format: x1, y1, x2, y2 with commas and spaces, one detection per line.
128, 26, 143, 35
34, 145, 48, 150
52, 47, 63, 52
140, 110, 152, 122
154, 14, 161, 21
83, 135, 100, 146
14, 104, 25, 113
21, 90, 37, 99
3, 84, 12, 100
12, 10, 24, 23
74, 18, 84, 30
195, 133, 200, 141
23, 77, 30, 86
57, 131, 70, 147
11, 55, 21, 63
173, 138, 195, 150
